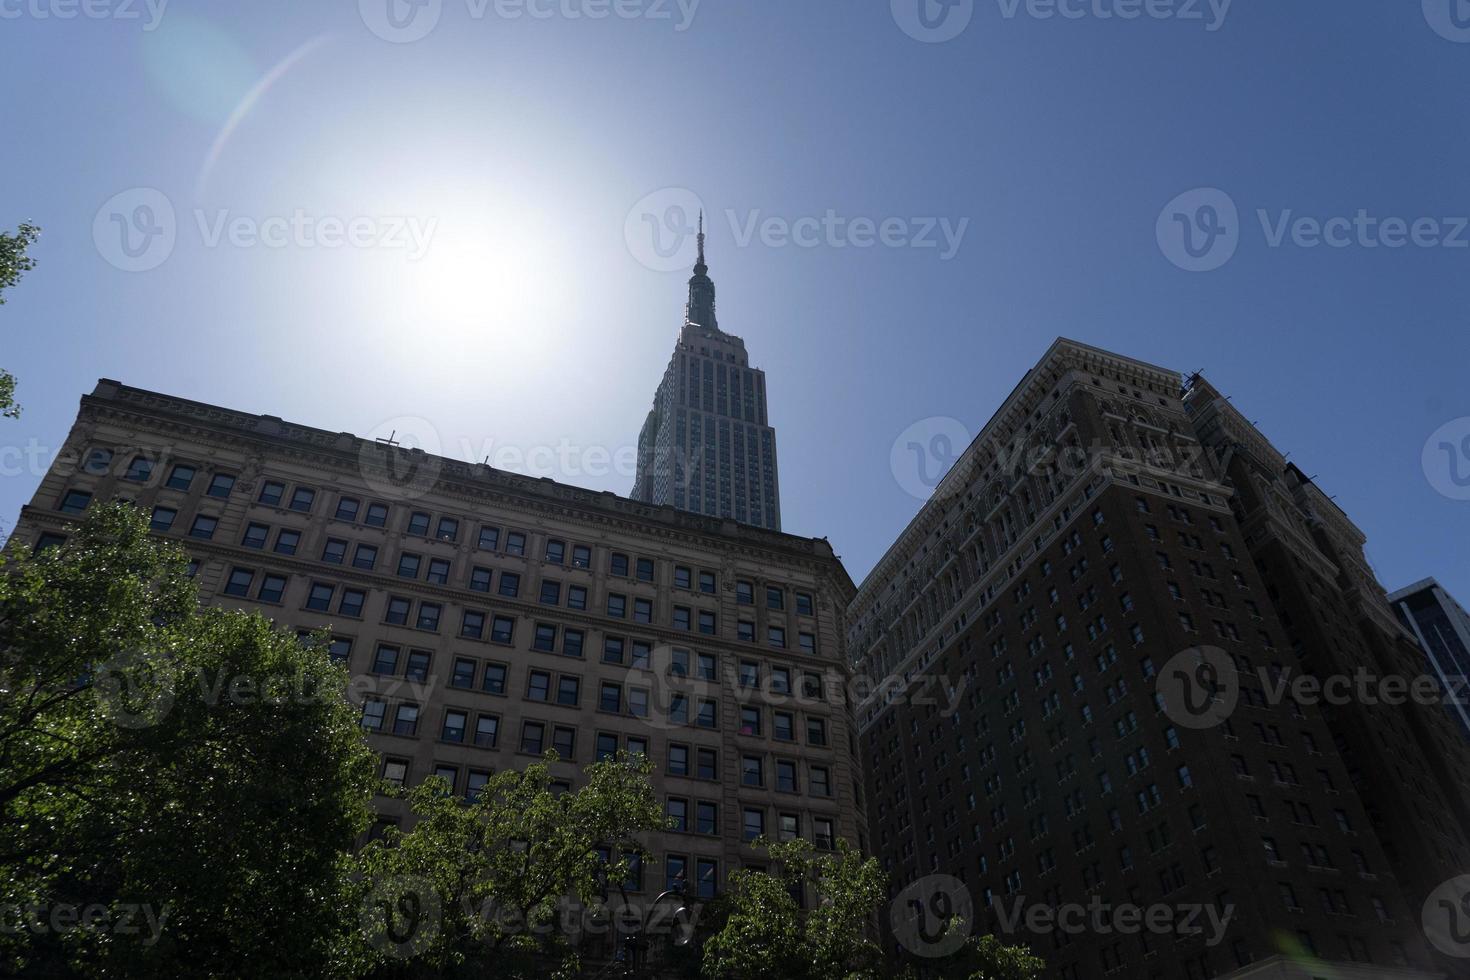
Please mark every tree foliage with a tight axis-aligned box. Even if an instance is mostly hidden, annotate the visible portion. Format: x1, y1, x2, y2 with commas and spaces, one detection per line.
701, 838, 886, 980
355, 751, 669, 978
0, 221, 39, 418
0, 503, 379, 977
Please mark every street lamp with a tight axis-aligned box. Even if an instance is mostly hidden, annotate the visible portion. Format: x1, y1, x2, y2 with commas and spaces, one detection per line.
613, 880, 694, 976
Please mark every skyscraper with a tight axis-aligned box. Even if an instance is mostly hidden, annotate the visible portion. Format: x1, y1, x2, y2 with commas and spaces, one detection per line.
1389, 577, 1470, 741
632, 218, 781, 531
850, 338, 1470, 979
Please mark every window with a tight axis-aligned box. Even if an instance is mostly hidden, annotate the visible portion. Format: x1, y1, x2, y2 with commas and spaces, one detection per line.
206, 473, 235, 498
666, 855, 687, 893
699, 571, 716, 594
258, 480, 284, 505
668, 798, 689, 832
461, 610, 486, 639
223, 567, 254, 597
695, 859, 718, 898
335, 496, 360, 522
165, 463, 196, 490
668, 744, 689, 775
478, 525, 500, 550
241, 523, 269, 548
442, 710, 467, 743
407, 512, 430, 536
741, 755, 763, 786
608, 594, 627, 619
483, 663, 507, 695
372, 645, 401, 675
766, 586, 784, 610
740, 707, 762, 736
672, 606, 691, 631
544, 539, 565, 564
564, 629, 585, 657
416, 603, 442, 632
768, 626, 786, 649
360, 701, 386, 731
381, 758, 408, 786
568, 585, 587, 610
697, 801, 719, 835
364, 502, 389, 527
405, 650, 431, 682
59, 490, 92, 514
520, 721, 545, 754
695, 699, 718, 729
274, 529, 300, 556
634, 598, 652, 623
505, 532, 526, 556
32, 533, 67, 554
436, 517, 459, 542
603, 637, 625, 664
385, 597, 411, 625
353, 544, 378, 570
798, 632, 816, 655
610, 552, 629, 576
814, 818, 836, 850
149, 506, 176, 531
499, 572, 520, 598
527, 670, 552, 702
189, 514, 218, 539
810, 766, 831, 797
806, 718, 827, 746
698, 611, 716, 635
636, 557, 654, 581
83, 448, 114, 475
675, 566, 692, 589
736, 581, 754, 605
289, 487, 315, 513
540, 580, 561, 605
339, 589, 365, 617
696, 748, 718, 780
397, 553, 422, 579
393, 704, 419, 736
572, 545, 591, 568
491, 616, 515, 644
738, 621, 755, 642
743, 808, 765, 842
306, 583, 334, 611
552, 725, 576, 759
778, 812, 800, 841
774, 712, 794, 741
258, 575, 287, 604
557, 675, 580, 706
465, 770, 490, 803
533, 624, 557, 652
796, 592, 814, 616
451, 658, 476, 688
600, 683, 623, 713
470, 567, 492, 592
776, 759, 798, 792
322, 538, 347, 564
473, 715, 499, 747
423, 558, 450, 585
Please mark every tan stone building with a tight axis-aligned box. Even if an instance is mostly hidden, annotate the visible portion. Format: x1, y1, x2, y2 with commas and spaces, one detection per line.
14, 379, 866, 939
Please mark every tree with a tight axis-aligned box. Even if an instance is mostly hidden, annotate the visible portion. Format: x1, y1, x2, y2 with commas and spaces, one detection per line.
0, 222, 39, 418
701, 838, 886, 980
354, 751, 669, 978
0, 503, 379, 977
944, 935, 1046, 980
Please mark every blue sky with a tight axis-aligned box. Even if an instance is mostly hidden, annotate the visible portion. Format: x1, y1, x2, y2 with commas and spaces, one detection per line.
1, 0, 1468, 602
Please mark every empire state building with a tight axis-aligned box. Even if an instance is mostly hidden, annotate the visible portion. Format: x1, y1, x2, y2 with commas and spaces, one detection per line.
631, 218, 781, 531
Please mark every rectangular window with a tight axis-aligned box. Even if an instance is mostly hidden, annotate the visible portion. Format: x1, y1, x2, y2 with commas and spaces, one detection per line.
572, 545, 591, 568
364, 502, 389, 527
776, 760, 798, 793
204, 473, 235, 498
520, 721, 545, 754
668, 744, 689, 775
766, 586, 784, 610
796, 593, 814, 616
696, 801, 718, 835
568, 585, 587, 610
491, 616, 514, 644
469, 567, 492, 592
461, 610, 486, 639
436, 517, 459, 542
385, 596, 411, 625
499, 572, 521, 598
675, 566, 692, 589
557, 675, 580, 706
600, 683, 623, 713
442, 710, 467, 743
289, 487, 316, 513
699, 571, 716, 594
768, 626, 786, 649
353, 544, 378, 570
426, 558, 451, 584
451, 658, 476, 688
416, 603, 441, 631
241, 522, 269, 548
258, 480, 284, 505
274, 529, 300, 556
533, 624, 557, 652
189, 515, 218, 540
149, 506, 176, 531
393, 704, 419, 736
527, 670, 551, 702
736, 581, 753, 605
696, 748, 718, 780
563, 629, 585, 657
742, 808, 764, 842
610, 553, 629, 576
322, 538, 347, 564
59, 490, 92, 514
474, 715, 499, 747
478, 525, 500, 550
540, 580, 561, 605
165, 463, 196, 490
372, 645, 401, 675
545, 539, 565, 564
405, 650, 431, 682
339, 589, 365, 617
636, 557, 654, 581
552, 725, 576, 759
607, 594, 627, 618
698, 611, 716, 635
397, 553, 422, 578
223, 567, 254, 597
334, 496, 360, 522
407, 512, 431, 536
482, 663, 507, 695
505, 532, 526, 556
306, 582, 334, 611
258, 575, 287, 604
810, 766, 831, 797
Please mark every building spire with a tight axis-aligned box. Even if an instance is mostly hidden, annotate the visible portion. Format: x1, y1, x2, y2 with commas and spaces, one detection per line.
686, 208, 716, 330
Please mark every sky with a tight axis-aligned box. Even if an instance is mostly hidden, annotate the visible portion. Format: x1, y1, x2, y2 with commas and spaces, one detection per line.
1, 0, 1468, 602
